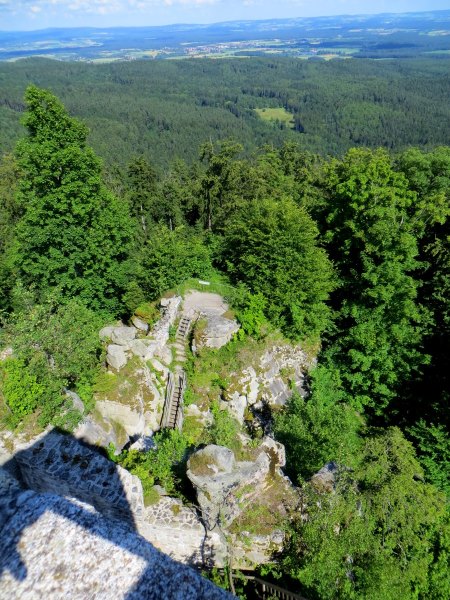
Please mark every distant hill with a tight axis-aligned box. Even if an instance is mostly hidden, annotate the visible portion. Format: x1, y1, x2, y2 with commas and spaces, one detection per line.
1, 10, 450, 62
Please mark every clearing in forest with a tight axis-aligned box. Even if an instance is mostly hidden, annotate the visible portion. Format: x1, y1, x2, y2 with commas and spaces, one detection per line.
254, 107, 294, 127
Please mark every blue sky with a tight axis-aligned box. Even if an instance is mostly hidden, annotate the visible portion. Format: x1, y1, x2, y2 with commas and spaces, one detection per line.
0, 0, 449, 32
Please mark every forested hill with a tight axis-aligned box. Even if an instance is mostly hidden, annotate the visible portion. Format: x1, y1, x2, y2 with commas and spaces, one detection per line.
1, 56, 449, 166
1, 79, 450, 599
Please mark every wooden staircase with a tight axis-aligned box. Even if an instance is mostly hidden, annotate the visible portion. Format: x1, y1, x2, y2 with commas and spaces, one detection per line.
176, 316, 191, 340
161, 371, 185, 430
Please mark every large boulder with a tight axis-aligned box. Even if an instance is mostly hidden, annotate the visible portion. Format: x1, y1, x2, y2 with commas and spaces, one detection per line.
198, 315, 240, 350
106, 344, 127, 370
129, 339, 151, 359
131, 315, 149, 333
99, 325, 116, 341
187, 445, 270, 530
96, 400, 147, 438
111, 326, 137, 346
74, 412, 130, 454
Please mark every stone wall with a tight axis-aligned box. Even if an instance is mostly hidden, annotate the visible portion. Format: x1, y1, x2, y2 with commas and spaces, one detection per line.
14, 430, 144, 525
0, 465, 232, 599
10, 429, 228, 567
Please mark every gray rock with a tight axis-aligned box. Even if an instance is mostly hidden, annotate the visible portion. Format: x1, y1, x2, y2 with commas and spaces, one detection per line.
200, 316, 240, 350
111, 326, 137, 346
74, 413, 129, 454
64, 389, 85, 414
99, 325, 115, 341
129, 339, 150, 358
260, 436, 286, 469
0, 346, 13, 361
184, 404, 213, 425
106, 344, 127, 370
189, 445, 236, 476
154, 345, 173, 366
96, 400, 146, 438
227, 393, 247, 424
310, 462, 339, 493
129, 435, 155, 452
149, 358, 169, 382
153, 484, 169, 496
187, 445, 269, 530
131, 315, 149, 333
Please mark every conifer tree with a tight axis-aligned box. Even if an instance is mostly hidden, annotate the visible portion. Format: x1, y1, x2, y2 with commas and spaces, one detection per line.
12, 85, 132, 314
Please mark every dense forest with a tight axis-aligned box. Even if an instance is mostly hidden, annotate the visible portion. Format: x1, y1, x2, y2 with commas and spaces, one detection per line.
0, 57, 450, 166
0, 66, 449, 600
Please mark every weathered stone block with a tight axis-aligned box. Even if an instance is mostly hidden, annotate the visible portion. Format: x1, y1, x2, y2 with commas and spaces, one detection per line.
106, 344, 127, 370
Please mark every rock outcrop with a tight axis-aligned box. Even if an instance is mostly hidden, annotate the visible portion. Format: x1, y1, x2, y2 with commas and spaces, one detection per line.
106, 344, 127, 370
102, 296, 181, 371
222, 344, 311, 425
198, 315, 240, 350
187, 444, 271, 530
310, 461, 340, 493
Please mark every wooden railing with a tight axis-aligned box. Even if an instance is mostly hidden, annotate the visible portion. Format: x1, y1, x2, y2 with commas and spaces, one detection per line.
242, 575, 307, 600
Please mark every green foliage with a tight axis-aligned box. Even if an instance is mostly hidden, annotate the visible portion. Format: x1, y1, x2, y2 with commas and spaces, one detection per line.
3, 297, 104, 426
116, 449, 155, 496
2, 58, 450, 167
137, 224, 213, 299
0, 358, 44, 421
11, 85, 133, 314
134, 302, 160, 325
126, 156, 159, 237
206, 401, 242, 452
116, 429, 189, 495
408, 421, 450, 497
274, 367, 362, 482
323, 148, 427, 413
234, 287, 268, 339
146, 428, 189, 493
223, 196, 335, 341
283, 428, 448, 600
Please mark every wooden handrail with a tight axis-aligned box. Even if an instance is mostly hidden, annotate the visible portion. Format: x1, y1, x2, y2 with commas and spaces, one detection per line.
242, 575, 307, 600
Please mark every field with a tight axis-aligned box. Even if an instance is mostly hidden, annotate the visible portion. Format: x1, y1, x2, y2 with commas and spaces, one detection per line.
255, 108, 294, 128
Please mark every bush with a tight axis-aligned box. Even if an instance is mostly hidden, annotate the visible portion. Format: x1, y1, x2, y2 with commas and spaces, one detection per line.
0, 358, 44, 421
274, 366, 362, 482
206, 400, 242, 451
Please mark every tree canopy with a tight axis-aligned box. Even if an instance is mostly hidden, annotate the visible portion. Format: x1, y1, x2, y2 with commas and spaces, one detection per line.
12, 85, 133, 314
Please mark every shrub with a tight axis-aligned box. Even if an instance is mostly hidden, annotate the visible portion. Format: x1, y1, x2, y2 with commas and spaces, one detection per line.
0, 358, 44, 421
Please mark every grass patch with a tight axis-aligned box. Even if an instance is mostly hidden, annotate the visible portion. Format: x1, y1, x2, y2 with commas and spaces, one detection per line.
229, 502, 280, 536
171, 503, 181, 516
255, 107, 294, 128
188, 450, 221, 476
172, 271, 238, 305
134, 301, 160, 326
182, 415, 205, 444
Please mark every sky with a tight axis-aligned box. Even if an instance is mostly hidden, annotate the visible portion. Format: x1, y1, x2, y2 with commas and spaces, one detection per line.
0, 0, 449, 32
